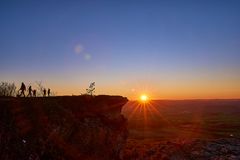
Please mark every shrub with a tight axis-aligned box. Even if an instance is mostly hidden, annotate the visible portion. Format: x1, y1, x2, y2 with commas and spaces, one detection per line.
0, 82, 16, 97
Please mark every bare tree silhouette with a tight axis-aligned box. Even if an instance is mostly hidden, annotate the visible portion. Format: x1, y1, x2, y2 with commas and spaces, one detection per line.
86, 82, 95, 96
0, 82, 16, 97
36, 81, 45, 97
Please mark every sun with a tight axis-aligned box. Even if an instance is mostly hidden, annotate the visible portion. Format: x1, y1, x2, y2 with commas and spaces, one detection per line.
140, 94, 148, 102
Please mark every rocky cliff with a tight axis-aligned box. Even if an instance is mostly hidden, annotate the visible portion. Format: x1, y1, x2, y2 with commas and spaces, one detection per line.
0, 95, 128, 160
123, 138, 240, 160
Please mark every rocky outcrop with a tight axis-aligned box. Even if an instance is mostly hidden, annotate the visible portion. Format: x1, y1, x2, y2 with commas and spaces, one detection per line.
0, 95, 128, 160
123, 138, 240, 160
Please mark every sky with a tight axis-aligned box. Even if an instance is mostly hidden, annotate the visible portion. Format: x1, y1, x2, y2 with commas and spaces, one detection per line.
1, 0, 240, 99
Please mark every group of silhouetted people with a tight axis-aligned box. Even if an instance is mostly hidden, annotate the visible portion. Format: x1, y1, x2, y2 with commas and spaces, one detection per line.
18, 82, 51, 97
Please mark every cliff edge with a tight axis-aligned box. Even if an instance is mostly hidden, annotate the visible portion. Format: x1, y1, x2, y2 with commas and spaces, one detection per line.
0, 95, 128, 160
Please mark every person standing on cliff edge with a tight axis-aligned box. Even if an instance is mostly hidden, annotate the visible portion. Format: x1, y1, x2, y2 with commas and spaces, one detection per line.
19, 82, 26, 97
33, 89, 36, 97
27, 85, 32, 97
47, 88, 50, 96
43, 88, 46, 97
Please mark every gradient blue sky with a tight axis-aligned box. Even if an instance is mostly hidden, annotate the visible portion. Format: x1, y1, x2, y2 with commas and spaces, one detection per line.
1, 0, 240, 99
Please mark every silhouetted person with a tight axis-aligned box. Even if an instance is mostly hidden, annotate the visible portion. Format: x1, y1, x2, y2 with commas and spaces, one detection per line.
27, 86, 32, 97
33, 90, 36, 97
47, 88, 50, 96
19, 82, 26, 97
43, 88, 46, 97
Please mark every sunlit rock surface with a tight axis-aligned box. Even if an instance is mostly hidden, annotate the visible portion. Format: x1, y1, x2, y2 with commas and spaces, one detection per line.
0, 95, 128, 160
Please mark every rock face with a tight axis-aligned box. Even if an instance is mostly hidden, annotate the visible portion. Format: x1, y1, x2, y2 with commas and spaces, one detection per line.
0, 95, 128, 160
123, 138, 240, 160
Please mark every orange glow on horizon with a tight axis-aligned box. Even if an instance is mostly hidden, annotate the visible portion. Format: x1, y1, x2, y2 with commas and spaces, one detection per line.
126, 100, 175, 134
36, 80, 240, 100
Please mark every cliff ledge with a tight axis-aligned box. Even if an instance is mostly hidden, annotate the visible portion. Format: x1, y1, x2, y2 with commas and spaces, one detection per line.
0, 95, 128, 160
